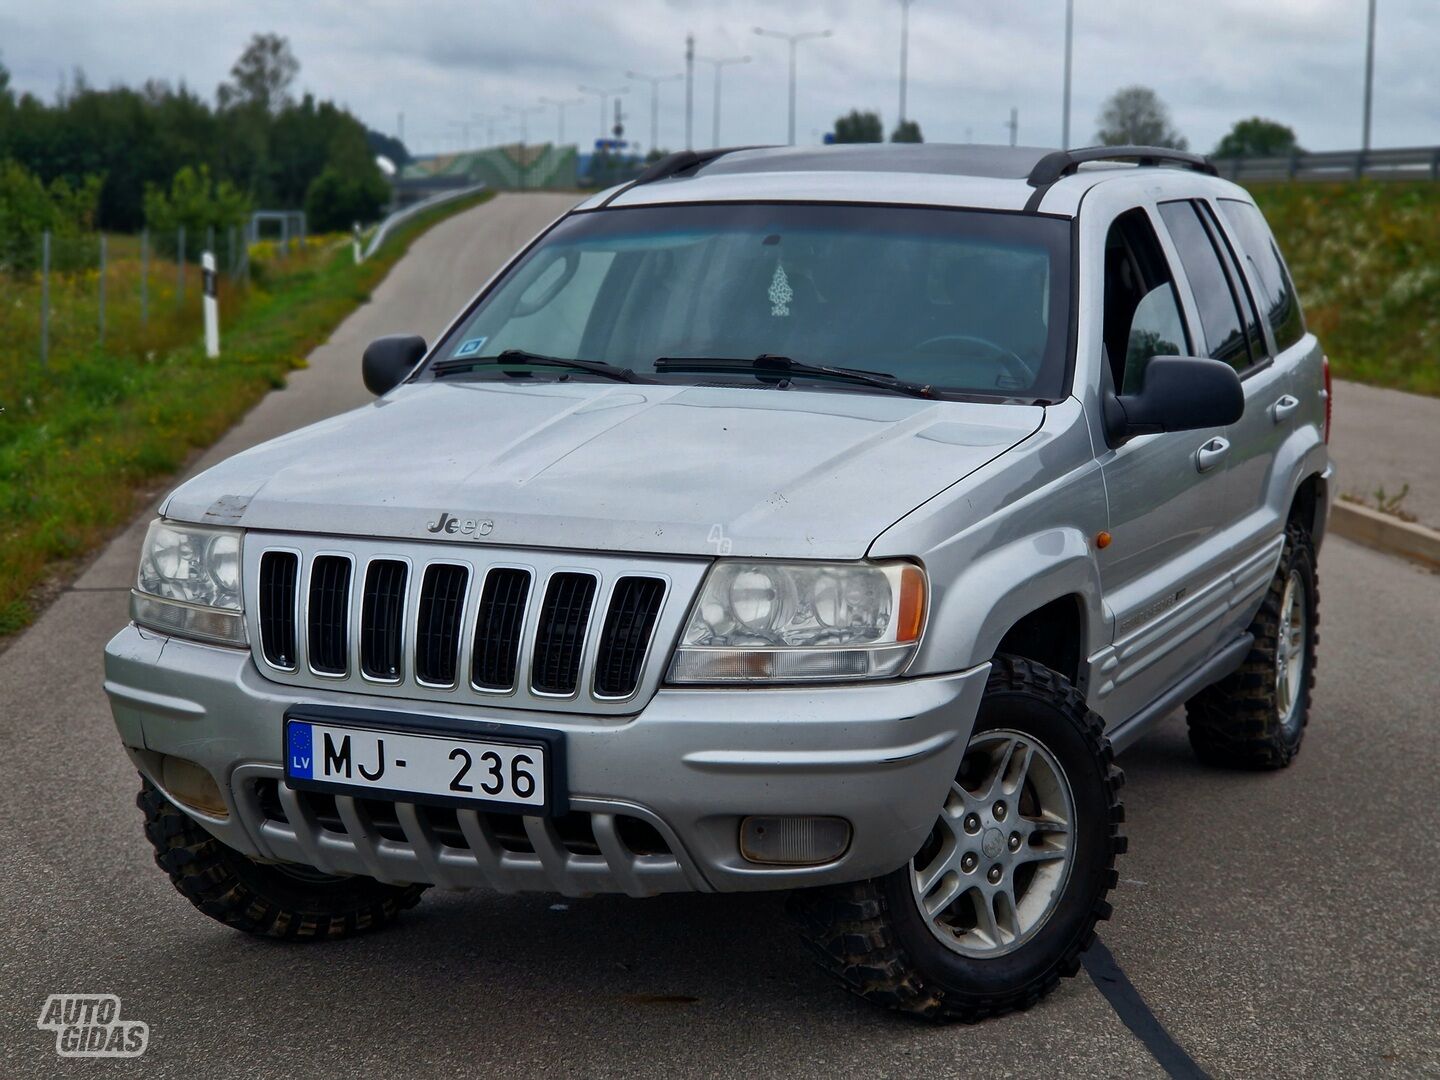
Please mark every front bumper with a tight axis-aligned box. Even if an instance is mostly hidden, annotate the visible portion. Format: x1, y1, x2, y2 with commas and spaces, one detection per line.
105, 623, 987, 896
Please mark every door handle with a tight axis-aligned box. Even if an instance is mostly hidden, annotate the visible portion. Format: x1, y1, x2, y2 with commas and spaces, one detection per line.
1270, 394, 1300, 423
1195, 436, 1231, 473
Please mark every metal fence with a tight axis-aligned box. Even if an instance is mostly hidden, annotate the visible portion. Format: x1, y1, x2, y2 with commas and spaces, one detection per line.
1218, 145, 1440, 183
15, 227, 249, 368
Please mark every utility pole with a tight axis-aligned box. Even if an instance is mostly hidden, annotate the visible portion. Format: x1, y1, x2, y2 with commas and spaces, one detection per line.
753, 26, 833, 146
1061, 0, 1074, 148
898, 0, 914, 126
449, 119, 472, 150
685, 34, 696, 150
539, 96, 586, 146
698, 55, 751, 147
1362, 0, 1377, 152
1007, 107, 1019, 147
626, 70, 685, 154
579, 84, 629, 150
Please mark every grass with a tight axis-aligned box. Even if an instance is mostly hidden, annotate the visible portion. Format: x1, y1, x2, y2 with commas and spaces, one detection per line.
1248, 181, 1440, 396
0, 191, 493, 639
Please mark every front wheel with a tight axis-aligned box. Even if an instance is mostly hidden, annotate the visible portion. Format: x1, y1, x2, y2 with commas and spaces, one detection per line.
789, 656, 1125, 1022
139, 779, 426, 940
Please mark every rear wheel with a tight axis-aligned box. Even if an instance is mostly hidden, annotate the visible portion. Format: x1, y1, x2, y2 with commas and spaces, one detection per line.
1186, 522, 1318, 770
139, 779, 426, 940
789, 656, 1125, 1022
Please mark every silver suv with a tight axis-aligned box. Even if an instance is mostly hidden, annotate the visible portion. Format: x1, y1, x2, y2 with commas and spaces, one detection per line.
106, 144, 1332, 1022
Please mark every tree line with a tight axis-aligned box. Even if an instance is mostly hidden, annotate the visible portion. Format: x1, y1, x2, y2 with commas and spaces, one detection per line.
829, 88, 1300, 158
0, 34, 404, 271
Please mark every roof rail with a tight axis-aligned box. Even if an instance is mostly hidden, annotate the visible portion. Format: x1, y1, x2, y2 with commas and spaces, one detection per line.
597, 146, 774, 208
1026, 145, 1219, 187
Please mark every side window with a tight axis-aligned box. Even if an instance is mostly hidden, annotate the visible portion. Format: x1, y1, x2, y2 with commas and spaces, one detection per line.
1102, 209, 1191, 394
1158, 200, 1255, 372
1218, 198, 1306, 351
1198, 201, 1267, 363
1124, 286, 1188, 392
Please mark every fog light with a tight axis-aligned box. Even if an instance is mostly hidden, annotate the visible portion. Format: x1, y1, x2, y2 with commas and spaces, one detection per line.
739, 816, 851, 866
160, 755, 229, 818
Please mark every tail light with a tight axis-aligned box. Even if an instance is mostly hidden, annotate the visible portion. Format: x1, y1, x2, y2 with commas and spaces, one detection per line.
1322, 354, 1332, 443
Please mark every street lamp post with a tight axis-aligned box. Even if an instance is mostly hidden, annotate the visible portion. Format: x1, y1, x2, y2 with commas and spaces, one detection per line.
538, 97, 586, 147
625, 70, 685, 155
578, 84, 630, 150
471, 113, 500, 147
1061, 0, 1074, 148
753, 26, 832, 146
698, 55, 751, 147
505, 104, 546, 189
898, 0, 914, 126
1362, 0, 1377, 153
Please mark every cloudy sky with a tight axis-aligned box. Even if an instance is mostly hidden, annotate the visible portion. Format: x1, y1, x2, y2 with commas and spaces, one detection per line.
2, 0, 1435, 157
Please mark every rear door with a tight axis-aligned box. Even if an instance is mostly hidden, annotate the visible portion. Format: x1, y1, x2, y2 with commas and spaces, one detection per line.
1158, 199, 1292, 632
1213, 197, 1313, 558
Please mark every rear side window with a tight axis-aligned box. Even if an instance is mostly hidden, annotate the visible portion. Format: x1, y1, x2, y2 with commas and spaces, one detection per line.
1218, 199, 1306, 351
1158, 201, 1255, 372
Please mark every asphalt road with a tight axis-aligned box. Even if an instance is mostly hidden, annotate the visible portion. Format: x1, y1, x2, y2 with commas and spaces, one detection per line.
1330, 378, 1440, 530
2, 194, 1437, 1079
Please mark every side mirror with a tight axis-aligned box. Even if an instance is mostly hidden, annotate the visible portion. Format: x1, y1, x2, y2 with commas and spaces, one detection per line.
1103, 356, 1244, 446
362, 334, 427, 396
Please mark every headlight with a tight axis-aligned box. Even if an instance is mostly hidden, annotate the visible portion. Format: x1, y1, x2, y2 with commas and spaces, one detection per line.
668, 560, 926, 683
131, 520, 247, 647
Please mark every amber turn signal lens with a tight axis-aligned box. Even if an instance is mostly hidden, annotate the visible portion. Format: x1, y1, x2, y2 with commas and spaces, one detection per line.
1096, 531, 1112, 550
896, 565, 926, 642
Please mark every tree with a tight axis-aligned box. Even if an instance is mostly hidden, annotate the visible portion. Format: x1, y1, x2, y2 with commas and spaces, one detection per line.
1094, 86, 1187, 150
890, 119, 923, 143
834, 109, 883, 144
143, 164, 251, 257
217, 33, 299, 113
1214, 117, 1301, 159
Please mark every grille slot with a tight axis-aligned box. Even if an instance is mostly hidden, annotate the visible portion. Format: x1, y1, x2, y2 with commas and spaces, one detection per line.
531, 573, 599, 695
360, 560, 408, 681
258, 552, 298, 669
471, 568, 532, 691
415, 564, 469, 686
594, 577, 666, 698
306, 556, 352, 675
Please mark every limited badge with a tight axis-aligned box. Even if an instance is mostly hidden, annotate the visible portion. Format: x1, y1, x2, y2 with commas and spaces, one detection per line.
768, 264, 793, 317
452, 336, 488, 358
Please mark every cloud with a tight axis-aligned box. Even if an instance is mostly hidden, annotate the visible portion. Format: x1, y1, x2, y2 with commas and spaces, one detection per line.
1, 0, 1434, 154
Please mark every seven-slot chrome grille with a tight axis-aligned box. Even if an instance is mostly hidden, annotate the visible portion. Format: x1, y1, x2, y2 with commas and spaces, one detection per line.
246, 536, 706, 715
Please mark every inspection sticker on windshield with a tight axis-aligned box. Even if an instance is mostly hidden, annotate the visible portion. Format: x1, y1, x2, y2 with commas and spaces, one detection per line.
452, 336, 487, 358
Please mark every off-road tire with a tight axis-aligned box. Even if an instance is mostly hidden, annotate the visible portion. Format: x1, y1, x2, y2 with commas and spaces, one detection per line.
1186, 522, 1318, 770
788, 656, 1125, 1023
139, 779, 426, 940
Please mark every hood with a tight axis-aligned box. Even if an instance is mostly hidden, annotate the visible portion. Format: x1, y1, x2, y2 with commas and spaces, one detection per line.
164, 381, 1043, 559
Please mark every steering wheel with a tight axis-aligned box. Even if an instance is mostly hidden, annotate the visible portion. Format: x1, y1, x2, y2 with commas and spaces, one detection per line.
912, 333, 1033, 389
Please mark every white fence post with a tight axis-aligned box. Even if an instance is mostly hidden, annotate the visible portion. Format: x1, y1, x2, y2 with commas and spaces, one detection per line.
202, 251, 220, 358
352, 221, 363, 264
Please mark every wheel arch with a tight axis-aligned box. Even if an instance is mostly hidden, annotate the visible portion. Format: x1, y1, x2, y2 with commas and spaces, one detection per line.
904, 526, 1103, 687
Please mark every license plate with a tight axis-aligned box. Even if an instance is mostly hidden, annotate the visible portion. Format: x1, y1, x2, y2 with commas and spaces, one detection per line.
284, 716, 549, 812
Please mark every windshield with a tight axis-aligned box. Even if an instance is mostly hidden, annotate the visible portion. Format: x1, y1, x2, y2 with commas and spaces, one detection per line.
427, 203, 1073, 400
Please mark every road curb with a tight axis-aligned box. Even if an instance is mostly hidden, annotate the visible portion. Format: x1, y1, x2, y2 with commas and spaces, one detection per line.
1331, 500, 1440, 570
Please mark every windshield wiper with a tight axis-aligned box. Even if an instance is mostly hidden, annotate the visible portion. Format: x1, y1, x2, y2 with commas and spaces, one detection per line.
653, 354, 940, 400
432, 349, 655, 384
